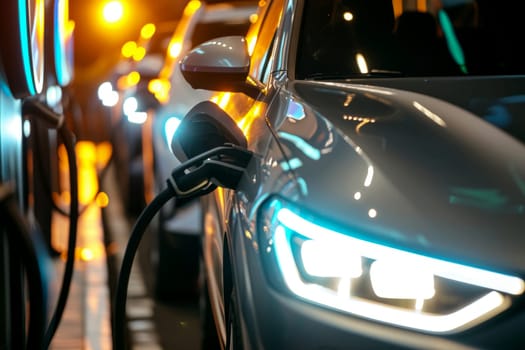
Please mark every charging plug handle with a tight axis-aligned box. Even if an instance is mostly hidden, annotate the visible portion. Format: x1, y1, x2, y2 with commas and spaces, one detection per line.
168, 145, 253, 199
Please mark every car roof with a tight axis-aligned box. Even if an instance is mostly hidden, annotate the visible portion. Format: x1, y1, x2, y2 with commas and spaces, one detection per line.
201, 1, 258, 23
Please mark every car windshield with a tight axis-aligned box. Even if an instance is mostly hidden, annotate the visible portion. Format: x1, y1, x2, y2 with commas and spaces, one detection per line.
147, 27, 175, 56
296, 0, 525, 79
191, 16, 252, 49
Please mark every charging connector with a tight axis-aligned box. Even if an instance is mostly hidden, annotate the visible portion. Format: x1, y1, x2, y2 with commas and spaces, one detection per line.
167, 144, 253, 199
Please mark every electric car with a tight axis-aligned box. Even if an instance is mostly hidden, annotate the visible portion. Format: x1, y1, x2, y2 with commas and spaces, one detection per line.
146, 0, 257, 300
172, 0, 525, 348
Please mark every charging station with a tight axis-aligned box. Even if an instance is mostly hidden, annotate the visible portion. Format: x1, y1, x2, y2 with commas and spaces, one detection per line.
0, 0, 76, 348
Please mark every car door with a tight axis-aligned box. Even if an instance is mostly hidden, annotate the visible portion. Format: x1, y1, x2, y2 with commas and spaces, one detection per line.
201, 0, 288, 340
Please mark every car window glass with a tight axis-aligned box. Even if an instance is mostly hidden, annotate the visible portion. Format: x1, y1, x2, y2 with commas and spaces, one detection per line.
295, 0, 525, 79
259, 33, 278, 83
249, 0, 284, 83
146, 25, 176, 55
191, 20, 252, 49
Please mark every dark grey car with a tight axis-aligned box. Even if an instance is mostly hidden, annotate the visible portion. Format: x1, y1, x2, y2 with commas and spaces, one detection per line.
172, 0, 525, 348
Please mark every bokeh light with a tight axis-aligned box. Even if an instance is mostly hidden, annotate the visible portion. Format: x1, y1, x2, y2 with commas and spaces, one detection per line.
103, 1, 124, 23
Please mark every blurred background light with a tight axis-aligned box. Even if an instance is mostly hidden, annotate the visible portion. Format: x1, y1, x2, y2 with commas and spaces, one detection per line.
103, 0, 124, 23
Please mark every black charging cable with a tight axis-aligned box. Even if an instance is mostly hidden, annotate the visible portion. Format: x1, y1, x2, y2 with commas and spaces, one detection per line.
112, 145, 253, 349
25, 95, 107, 218
0, 183, 47, 350
43, 124, 78, 348
112, 185, 174, 349
22, 99, 79, 348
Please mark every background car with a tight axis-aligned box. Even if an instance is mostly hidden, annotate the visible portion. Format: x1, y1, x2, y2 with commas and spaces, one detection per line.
146, 0, 257, 301
172, 0, 525, 348
106, 21, 178, 216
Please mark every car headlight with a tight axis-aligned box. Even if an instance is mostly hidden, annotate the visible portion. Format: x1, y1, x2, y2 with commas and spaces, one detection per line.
259, 197, 524, 334
97, 81, 119, 107
123, 96, 148, 124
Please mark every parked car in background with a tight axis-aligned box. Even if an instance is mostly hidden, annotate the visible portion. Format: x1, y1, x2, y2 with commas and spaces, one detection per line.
146, 0, 257, 300
172, 0, 525, 348
101, 21, 177, 215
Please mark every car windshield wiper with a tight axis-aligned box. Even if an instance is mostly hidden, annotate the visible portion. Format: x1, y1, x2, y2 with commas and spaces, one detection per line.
305, 69, 404, 80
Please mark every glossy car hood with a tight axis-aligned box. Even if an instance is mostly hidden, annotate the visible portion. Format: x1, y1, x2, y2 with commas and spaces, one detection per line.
360, 75, 525, 144
273, 80, 525, 272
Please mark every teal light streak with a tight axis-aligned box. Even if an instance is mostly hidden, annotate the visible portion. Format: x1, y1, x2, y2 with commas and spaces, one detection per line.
449, 187, 509, 210
279, 158, 303, 171
278, 131, 321, 160
19, 0, 36, 95
54, 0, 72, 86
54, 0, 66, 85
438, 10, 468, 74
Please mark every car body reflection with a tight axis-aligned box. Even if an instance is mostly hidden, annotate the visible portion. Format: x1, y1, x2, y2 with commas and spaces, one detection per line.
171, 0, 525, 348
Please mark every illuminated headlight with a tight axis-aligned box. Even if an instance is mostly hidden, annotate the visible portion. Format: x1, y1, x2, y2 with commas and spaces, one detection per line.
123, 96, 138, 116
98, 81, 119, 107
259, 197, 524, 334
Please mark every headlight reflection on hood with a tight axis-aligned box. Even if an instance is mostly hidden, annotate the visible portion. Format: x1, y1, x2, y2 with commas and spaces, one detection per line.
259, 198, 524, 334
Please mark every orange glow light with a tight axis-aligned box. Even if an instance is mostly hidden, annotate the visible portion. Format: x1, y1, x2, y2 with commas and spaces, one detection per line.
168, 42, 182, 59
96, 192, 110, 208
126, 71, 141, 86
78, 243, 106, 262
215, 92, 232, 110
80, 248, 95, 261
184, 0, 202, 16
96, 142, 113, 170
237, 101, 263, 141
132, 46, 146, 61
141, 23, 156, 39
76, 141, 99, 205
148, 79, 163, 93
102, 0, 124, 23
392, 0, 403, 18
121, 41, 137, 58
148, 78, 171, 104
417, 0, 427, 12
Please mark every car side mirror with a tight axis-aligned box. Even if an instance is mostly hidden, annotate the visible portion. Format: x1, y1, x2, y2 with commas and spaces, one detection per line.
179, 35, 260, 98
171, 101, 248, 162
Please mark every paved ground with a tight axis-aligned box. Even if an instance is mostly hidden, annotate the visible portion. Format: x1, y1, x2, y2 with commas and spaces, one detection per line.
47, 141, 200, 349
101, 162, 200, 349
49, 141, 112, 350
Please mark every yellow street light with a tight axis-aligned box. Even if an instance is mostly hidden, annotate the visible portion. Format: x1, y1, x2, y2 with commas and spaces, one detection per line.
103, 0, 124, 23
121, 40, 137, 58
140, 23, 156, 40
